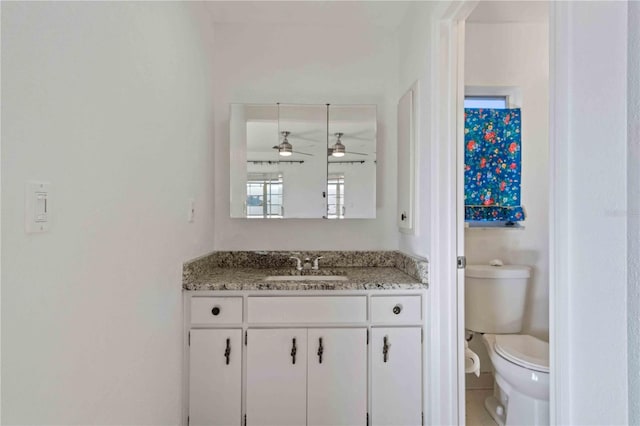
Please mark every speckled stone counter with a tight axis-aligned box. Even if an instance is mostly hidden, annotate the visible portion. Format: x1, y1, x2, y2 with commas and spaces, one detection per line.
183, 251, 428, 291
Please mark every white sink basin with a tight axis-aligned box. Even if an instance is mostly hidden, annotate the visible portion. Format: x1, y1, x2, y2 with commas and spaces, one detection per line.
264, 275, 348, 282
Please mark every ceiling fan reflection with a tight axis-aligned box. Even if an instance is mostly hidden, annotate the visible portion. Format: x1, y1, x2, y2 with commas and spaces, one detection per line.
273, 131, 314, 157
328, 133, 368, 157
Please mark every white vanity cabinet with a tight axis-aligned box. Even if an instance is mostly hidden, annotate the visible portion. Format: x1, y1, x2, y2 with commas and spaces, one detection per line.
184, 291, 426, 426
246, 328, 307, 426
245, 327, 367, 426
189, 329, 242, 426
307, 328, 368, 426
371, 327, 423, 426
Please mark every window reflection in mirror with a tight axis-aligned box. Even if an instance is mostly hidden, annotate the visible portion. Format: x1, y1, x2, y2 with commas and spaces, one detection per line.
327, 174, 345, 219
246, 173, 283, 218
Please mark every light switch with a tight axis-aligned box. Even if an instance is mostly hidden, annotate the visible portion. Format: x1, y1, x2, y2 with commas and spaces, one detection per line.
35, 192, 48, 222
26, 181, 51, 233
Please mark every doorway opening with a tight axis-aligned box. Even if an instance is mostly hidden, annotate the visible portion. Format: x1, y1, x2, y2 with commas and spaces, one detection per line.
457, 2, 550, 425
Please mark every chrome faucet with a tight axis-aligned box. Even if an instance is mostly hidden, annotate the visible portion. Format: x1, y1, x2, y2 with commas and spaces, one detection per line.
290, 257, 303, 271
312, 256, 324, 270
291, 255, 324, 271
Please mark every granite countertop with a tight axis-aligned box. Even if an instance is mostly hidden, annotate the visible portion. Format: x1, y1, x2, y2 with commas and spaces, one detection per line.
183, 251, 428, 291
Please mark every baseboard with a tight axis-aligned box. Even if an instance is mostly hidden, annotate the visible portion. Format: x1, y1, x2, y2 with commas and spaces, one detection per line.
465, 371, 494, 390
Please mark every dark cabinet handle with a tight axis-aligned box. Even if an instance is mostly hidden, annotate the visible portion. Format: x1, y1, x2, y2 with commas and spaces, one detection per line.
383, 335, 390, 363
291, 338, 297, 364
225, 338, 231, 365
393, 304, 402, 315
401, 212, 407, 221
211, 306, 221, 316
317, 337, 324, 364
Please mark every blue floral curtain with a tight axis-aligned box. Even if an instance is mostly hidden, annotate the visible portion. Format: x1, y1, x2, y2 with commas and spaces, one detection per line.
464, 108, 525, 222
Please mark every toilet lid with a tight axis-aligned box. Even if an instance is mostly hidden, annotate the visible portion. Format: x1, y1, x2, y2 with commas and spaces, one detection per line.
494, 334, 549, 373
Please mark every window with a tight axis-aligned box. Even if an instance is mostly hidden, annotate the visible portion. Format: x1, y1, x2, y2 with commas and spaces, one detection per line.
246, 174, 283, 218
464, 95, 525, 225
327, 175, 345, 219
464, 96, 507, 109
465, 85, 521, 108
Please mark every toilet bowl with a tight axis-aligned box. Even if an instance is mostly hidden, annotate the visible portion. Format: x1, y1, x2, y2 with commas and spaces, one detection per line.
482, 333, 549, 426
465, 263, 549, 425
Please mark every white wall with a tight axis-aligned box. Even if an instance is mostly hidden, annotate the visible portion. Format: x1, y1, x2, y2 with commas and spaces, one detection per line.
551, 2, 628, 424
212, 22, 398, 250
464, 22, 549, 342
1, 2, 215, 424
396, 3, 440, 258
396, 3, 465, 424
282, 161, 326, 217
329, 162, 376, 218
628, 1, 640, 423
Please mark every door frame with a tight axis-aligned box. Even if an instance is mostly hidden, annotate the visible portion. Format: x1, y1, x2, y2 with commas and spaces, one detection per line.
547, 2, 571, 423
434, 2, 566, 425
427, 2, 476, 425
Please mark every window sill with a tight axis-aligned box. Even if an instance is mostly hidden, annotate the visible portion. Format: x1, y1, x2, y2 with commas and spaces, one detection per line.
465, 221, 525, 230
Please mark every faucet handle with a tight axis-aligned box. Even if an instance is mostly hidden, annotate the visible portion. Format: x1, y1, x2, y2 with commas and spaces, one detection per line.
312, 256, 325, 270
290, 257, 303, 271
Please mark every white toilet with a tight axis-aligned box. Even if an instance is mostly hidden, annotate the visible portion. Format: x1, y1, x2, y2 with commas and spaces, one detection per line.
465, 264, 549, 426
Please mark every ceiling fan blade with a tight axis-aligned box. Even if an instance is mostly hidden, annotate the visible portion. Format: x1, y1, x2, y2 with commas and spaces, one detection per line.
345, 151, 368, 156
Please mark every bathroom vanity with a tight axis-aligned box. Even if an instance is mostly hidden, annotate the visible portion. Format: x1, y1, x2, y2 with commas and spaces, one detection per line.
182, 251, 428, 426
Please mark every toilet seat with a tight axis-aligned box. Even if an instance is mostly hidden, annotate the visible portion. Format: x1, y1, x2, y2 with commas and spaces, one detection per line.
494, 334, 549, 373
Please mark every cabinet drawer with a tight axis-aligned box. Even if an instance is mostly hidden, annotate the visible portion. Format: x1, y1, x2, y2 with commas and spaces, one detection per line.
371, 295, 421, 323
248, 296, 367, 324
191, 297, 243, 324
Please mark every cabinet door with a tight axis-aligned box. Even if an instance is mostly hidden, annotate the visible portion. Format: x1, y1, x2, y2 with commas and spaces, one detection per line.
397, 85, 416, 233
246, 329, 307, 426
189, 329, 242, 426
371, 327, 422, 426
307, 328, 367, 426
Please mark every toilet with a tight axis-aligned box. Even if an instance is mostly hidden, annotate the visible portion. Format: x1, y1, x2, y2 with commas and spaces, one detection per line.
465, 264, 549, 426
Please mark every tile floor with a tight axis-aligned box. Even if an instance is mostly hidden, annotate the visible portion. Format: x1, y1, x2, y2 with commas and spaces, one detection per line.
466, 388, 498, 426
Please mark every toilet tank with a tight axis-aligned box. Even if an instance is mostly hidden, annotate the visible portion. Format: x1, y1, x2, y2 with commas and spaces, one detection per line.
465, 264, 531, 334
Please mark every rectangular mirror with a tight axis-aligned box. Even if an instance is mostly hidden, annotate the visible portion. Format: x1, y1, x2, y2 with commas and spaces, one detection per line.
327, 105, 377, 218
229, 103, 376, 219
